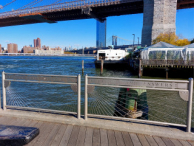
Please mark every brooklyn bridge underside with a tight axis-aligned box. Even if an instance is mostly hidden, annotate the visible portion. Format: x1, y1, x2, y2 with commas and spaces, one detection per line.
0, 0, 194, 28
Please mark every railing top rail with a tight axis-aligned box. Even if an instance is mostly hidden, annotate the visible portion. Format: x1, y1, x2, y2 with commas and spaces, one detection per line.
88, 76, 189, 83
5, 72, 77, 78
4, 72, 78, 85
87, 75, 190, 91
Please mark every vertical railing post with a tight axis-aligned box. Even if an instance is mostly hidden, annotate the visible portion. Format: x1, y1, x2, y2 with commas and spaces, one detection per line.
100, 60, 104, 75
187, 78, 193, 132
85, 74, 88, 120
82, 60, 84, 75
2, 71, 6, 111
138, 59, 142, 78
77, 74, 81, 119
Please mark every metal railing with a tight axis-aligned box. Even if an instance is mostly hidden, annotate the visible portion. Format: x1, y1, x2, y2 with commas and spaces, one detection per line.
84, 75, 193, 132
2, 72, 81, 119
1, 72, 194, 132
141, 59, 194, 66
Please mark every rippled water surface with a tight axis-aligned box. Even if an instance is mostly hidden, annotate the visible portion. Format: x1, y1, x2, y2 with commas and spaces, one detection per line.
0, 56, 193, 128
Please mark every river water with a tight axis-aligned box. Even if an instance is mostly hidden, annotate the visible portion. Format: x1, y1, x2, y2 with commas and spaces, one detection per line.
0, 56, 193, 128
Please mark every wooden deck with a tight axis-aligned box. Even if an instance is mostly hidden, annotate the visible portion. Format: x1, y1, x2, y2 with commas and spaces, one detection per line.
0, 116, 194, 146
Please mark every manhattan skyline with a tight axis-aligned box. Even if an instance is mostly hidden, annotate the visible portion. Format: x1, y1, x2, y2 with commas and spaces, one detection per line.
0, 8, 194, 50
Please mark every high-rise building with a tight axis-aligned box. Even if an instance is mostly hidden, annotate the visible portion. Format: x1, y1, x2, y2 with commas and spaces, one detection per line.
34, 38, 41, 49
96, 20, 106, 48
34, 39, 36, 48
36, 38, 41, 48
7, 43, 18, 53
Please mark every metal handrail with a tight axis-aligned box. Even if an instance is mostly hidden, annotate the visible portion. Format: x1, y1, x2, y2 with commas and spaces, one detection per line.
85, 74, 193, 132
2, 72, 81, 119
141, 59, 194, 66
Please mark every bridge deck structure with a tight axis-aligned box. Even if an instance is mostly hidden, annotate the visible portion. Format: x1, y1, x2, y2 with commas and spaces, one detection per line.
0, 0, 194, 27
0, 109, 194, 146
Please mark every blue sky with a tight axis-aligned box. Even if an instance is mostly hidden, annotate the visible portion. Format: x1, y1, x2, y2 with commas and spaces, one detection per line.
0, 1, 194, 50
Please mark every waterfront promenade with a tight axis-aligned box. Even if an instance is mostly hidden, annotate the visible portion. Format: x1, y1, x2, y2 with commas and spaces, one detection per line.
0, 109, 194, 146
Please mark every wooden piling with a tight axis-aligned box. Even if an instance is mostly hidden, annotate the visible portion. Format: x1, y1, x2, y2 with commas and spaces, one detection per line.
101, 60, 104, 75
166, 67, 169, 79
138, 59, 142, 78
82, 60, 84, 75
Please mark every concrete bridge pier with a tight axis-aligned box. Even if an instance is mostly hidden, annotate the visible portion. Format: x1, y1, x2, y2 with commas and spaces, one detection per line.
142, 0, 177, 47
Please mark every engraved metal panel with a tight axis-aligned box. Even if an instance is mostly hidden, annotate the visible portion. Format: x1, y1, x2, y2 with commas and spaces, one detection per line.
5, 74, 77, 84
179, 91, 189, 101
88, 78, 188, 90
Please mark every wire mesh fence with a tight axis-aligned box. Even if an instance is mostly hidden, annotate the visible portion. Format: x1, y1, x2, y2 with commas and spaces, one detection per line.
2, 72, 81, 117
88, 87, 187, 125
6, 82, 78, 112
85, 75, 192, 131
1, 72, 194, 132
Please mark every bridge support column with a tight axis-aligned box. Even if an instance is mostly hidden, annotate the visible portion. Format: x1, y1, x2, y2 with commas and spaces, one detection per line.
141, 0, 177, 47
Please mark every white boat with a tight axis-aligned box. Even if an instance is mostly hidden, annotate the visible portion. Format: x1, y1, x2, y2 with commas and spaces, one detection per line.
95, 49, 129, 68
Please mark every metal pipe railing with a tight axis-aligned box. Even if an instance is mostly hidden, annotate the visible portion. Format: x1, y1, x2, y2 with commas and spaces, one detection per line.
1, 72, 193, 132
187, 78, 193, 132
85, 75, 193, 132
2, 72, 81, 119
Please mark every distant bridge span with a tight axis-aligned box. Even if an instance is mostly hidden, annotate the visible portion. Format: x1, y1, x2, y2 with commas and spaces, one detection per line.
0, 0, 194, 27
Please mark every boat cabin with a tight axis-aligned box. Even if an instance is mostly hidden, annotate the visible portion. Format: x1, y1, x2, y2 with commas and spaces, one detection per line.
97, 49, 129, 61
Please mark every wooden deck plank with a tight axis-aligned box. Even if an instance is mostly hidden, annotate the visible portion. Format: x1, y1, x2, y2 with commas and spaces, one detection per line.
32, 122, 54, 146
67, 125, 80, 146
59, 125, 73, 146
179, 140, 191, 146
115, 131, 125, 146
107, 130, 117, 146
170, 139, 182, 146
100, 129, 109, 146
137, 134, 149, 146
26, 121, 44, 146
1, 115, 194, 146
162, 137, 175, 146
93, 129, 101, 146
22, 119, 33, 127
85, 127, 94, 146
188, 140, 194, 146
42, 124, 61, 146
122, 131, 133, 146
3, 117, 17, 125
153, 136, 166, 146
145, 135, 158, 146
0, 116, 11, 124
76, 126, 86, 146
50, 124, 67, 146
130, 133, 142, 146
27, 120, 38, 127
0, 116, 17, 125
11, 118, 26, 126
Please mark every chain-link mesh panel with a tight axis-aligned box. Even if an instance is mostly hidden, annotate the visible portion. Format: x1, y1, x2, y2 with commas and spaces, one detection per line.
88, 86, 187, 125
6, 82, 78, 112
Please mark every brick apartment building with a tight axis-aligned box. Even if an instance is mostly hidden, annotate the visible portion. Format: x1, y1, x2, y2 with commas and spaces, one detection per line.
34, 38, 41, 49
7, 43, 18, 53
